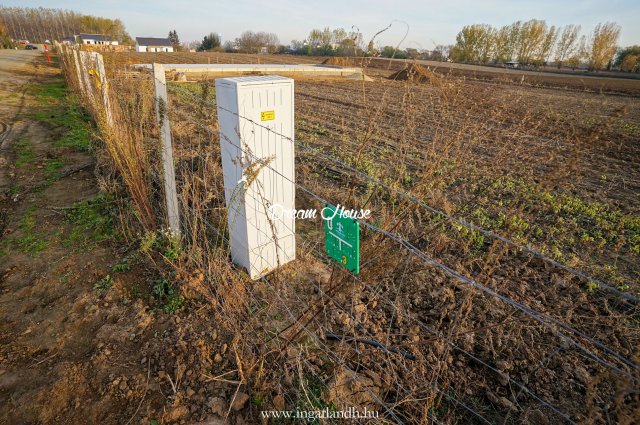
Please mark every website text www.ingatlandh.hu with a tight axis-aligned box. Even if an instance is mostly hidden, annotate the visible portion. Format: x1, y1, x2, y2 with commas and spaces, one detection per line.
260, 406, 379, 420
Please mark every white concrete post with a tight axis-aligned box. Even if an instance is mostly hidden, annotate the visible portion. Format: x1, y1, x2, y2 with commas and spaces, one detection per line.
152, 63, 181, 236
72, 48, 85, 96
92, 52, 113, 126
216, 76, 296, 279
78, 51, 95, 103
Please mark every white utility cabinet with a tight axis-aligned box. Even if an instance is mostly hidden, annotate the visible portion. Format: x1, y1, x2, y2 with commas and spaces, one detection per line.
216, 76, 296, 279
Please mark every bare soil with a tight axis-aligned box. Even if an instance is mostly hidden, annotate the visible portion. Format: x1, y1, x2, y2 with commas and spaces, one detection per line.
0, 51, 242, 425
162, 56, 640, 422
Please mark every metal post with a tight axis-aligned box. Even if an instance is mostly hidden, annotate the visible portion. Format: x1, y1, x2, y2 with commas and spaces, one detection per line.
152, 63, 181, 236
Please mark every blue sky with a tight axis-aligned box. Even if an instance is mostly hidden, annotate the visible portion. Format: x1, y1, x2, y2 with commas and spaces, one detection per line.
6, 0, 640, 47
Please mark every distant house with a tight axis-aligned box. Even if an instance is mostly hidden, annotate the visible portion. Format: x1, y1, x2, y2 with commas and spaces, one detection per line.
135, 37, 174, 53
61, 35, 76, 45
78, 34, 119, 46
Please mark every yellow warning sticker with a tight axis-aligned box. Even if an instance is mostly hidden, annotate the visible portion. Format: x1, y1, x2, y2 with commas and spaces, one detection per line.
261, 110, 275, 121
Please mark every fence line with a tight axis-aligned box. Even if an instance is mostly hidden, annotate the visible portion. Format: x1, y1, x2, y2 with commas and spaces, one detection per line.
163, 74, 640, 423
172, 106, 637, 425
92, 51, 113, 126
192, 190, 504, 425
199, 198, 577, 423
169, 95, 640, 382
171, 86, 640, 370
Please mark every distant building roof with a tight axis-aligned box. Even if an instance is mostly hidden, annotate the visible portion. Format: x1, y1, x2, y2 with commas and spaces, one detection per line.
136, 37, 173, 47
62, 35, 76, 42
79, 33, 113, 41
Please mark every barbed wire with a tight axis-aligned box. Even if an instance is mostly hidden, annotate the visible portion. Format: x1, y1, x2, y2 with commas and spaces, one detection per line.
191, 186, 577, 424
171, 110, 634, 423
58, 51, 638, 422
217, 102, 639, 303
188, 204, 438, 425
173, 109, 640, 386
174, 114, 505, 424
181, 146, 575, 424
172, 87, 637, 303
174, 102, 640, 377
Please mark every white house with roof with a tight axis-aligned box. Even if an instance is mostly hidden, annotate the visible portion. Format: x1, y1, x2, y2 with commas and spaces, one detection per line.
61, 35, 76, 44
135, 37, 174, 52
78, 33, 118, 45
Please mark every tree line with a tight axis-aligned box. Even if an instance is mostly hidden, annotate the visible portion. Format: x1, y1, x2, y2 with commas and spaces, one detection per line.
162, 24, 640, 73
450, 19, 623, 70
190, 27, 364, 56
0, 6, 132, 44
0, 19, 13, 48
3, 7, 637, 73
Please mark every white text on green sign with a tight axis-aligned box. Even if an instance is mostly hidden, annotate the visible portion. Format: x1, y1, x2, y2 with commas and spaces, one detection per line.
324, 204, 360, 275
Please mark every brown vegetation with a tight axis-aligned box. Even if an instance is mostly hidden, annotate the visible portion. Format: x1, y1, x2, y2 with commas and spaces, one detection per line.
321, 57, 353, 66
388, 63, 437, 82
45, 47, 640, 423
0, 6, 132, 44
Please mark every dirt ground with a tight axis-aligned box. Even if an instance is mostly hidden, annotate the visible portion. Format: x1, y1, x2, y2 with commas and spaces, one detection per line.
0, 51, 242, 425
2, 49, 638, 424
161, 51, 639, 423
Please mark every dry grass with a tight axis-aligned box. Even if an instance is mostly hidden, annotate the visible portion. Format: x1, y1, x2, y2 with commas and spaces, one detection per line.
58, 45, 640, 424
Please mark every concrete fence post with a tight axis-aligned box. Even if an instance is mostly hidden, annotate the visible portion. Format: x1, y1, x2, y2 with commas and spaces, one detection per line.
72, 48, 85, 96
92, 52, 113, 126
152, 63, 181, 236
78, 51, 95, 103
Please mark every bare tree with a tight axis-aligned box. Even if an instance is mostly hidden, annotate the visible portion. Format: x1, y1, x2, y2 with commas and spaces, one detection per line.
307, 27, 334, 52
234, 31, 279, 54
515, 19, 548, 65
263, 32, 279, 53
554, 25, 581, 68
0, 6, 132, 43
303, 27, 363, 56
536, 25, 557, 65
587, 22, 621, 70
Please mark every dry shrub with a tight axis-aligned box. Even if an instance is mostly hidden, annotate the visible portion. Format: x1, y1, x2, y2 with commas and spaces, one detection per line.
57, 45, 640, 424
322, 57, 353, 67
388, 63, 438, 83
58, 45, 156, 231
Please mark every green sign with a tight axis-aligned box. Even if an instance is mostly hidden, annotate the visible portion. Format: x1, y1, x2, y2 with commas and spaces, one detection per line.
324, 204, 360, 274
